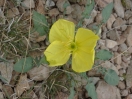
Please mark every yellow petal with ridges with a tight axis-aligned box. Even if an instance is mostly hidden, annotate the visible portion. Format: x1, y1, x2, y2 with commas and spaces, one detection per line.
75, 28, 99, 51
44, 41, 71, 66
72, 49, 95, 72
72, 28, 99, 72
49, 19, 75, 43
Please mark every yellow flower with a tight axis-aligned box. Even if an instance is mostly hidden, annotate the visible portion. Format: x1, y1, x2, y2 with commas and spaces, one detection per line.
44, 19, 99, 72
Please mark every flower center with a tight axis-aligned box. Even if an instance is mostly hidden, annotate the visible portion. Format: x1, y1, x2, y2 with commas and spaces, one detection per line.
70, 42, 77, 51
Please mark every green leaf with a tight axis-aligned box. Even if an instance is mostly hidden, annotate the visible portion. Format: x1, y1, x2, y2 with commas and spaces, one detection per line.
102, 2, 113, 23
14, 57, 33, 73
0, 75, 8, 83
68, 80, 75, 99
82, 0, 95, 19
96, 49, 113, 60
32, 11, 48, 36
39, 55, 49, 65
104, 69, 119, 86
85, 83, 97, 99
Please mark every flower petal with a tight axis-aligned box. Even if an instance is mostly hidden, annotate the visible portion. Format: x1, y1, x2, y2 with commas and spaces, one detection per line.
49, 19, 75, 43
72, 49, 95, 72
75, 28, 99, 51
44, 41, 71, 66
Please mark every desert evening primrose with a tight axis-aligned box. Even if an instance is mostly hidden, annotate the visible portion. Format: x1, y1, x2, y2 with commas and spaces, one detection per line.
44, 19, 99, 72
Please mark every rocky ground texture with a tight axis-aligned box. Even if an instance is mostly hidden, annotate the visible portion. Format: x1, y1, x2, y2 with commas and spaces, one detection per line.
0, 0, 132, 99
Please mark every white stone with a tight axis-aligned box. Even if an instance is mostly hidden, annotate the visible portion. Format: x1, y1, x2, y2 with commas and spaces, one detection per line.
106, 39, 117, 48
28, 65, 49, 81
107, 14, 116, 30
96, 81, 121, 99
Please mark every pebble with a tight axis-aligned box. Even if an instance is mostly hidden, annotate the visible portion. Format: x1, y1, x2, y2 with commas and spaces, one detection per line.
71, 4, 83, 20
118, 81, 125, 90
126, 94, 132, 99
48, 8, 59, 17
125, 0, 132, 10
113, 17, 126, 28
7, 7, 20, 18
125, 10, 132, 19
107, 30, 119, 41
121, 90, 129, 96
114, 0, 124, 18
0, 0, 4, 7
118, 43, 128, 52
28, 65, 49, 81
57, 0, 73, 14
96, 81, 121, 99
129, 17, 132, 24
114, 52, 122, 65
95, 13, 102, 24
95, 0, 113, 8
126, 26, 132, 46
21, 0, 35, 9
107, 14, 116, 30
106, 39, 118, 49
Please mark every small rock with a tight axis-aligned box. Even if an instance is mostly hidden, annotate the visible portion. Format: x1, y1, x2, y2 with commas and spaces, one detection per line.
88, 70, 101, 77
2, 85, 14, 98
66, 6, 74, 14
46, 0, 55, 7
0, 0, 4, 7
28, 65, 49, 81
112, 46, 119, 52
125, 0, 132, 10
121, 62, 129, 70
113, 17, 126, 28
96, 81, 121, 99
106, 39, 118, 49
125, 10, 132, 19
107, 30, 120, 41
78, 0, 87, 5
57, 0, 73, 14
95, 13, 102, 24
21, 0, 35, 9
128, 47, 132, 53
89, 77, 100, 85
126, 26, 132, 46
119, 69, 125, 76
0, 62, 13, 84
0, 92, 3, 99
107, 14, 116, 30
95, 0, 113, 8
71, 4, 83, 20
117, 30, 128, 45
49, 8, 59, 17
129, 17, 132, 24
121, 25, 127, 31
37, 0, 45, 14
121, 90, 128, 96
7, 7, 20, 18
114, 52, 122, 65
126, 60, 132, 88
15, 74, 30, 96
118, 43, 128, 52
118, 81, 125, 90
114, 0, 124, 18
127, 94, 132, 99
